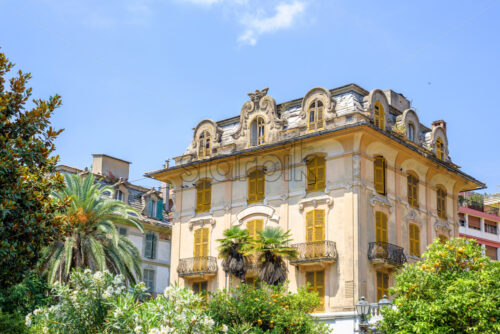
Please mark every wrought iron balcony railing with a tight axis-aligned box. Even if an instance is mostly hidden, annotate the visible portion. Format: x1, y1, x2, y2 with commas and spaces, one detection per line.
290, 240, 338, 265
177, 256, 218, 277
368, 242, 406, 267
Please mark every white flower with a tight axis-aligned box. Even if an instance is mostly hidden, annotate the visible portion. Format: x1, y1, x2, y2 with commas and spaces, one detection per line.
84, 268, 91, 274
103, 291, 110, 299
42, 327, 48, 334
33, 308, 42, 316
25, 313, 32, 327
134, 325, 143, 333
93, 271, 103, 280
221, 324, 228, 333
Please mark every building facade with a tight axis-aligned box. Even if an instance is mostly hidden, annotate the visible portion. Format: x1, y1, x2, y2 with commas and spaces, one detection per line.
146, 84, 483, 332
57, 154, 172, 295
459, 192, 500, 260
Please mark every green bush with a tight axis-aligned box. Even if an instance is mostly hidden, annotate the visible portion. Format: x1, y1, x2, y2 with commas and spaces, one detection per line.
379, 238, 500, 334
0, 311, 29, 334
205, 282, 330, 333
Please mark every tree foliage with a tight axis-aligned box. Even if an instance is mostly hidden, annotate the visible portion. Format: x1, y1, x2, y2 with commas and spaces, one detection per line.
0, 50, 66, 290
379, 238, 500, 334
217, 226, 251, 283
40, 173, 144, 284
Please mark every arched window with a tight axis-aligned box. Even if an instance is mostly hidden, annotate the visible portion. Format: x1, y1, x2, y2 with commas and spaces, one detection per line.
374, 101, 385, 130
308, 100, 324, 131
407, 173, 419, 208
198, 130, 211, 158
248, 169, 265, 204
374, 156, 386, 195
196, 180, 211, 213
375, 211, 388, 243
436, 137, 444, 161
407, 122, 415, 141
306, 156, 326, 193
250, 117, 265, 147
437, 186, 447, 219
409, 224, 420, 256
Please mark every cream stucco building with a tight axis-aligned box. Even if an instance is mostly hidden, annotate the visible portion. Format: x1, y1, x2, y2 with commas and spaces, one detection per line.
146, 84, 483, 331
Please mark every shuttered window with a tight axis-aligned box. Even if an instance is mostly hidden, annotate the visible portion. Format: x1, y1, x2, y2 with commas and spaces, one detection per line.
376, 271, 389, 301
247, 219, 264, 238
248, 169, 265, 204
374, 102, 385, 130
143, 269, 155, 294
194, 228, 209, 271
485, 246, 498, 260
198, 130, 211, 158
193, 281, 208, 294
144, 232, 157, 259
306, 156, 326, 193
468, 216, 481, 230
409, 224, 420, 256
156, 200, 163, 219
308, 100, 324, 131
196, 180, 211, 213
375, 212, 388, 243
436, 137, 444, 161
306, 209, 325, 242
306, 271, 325, 311
374, 156, 386, 195
407, 173, 419, 208
485, 220, 497, 234
437, 187, 447, 219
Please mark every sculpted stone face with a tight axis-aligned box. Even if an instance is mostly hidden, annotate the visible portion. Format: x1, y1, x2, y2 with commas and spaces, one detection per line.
248, 88, 269, 107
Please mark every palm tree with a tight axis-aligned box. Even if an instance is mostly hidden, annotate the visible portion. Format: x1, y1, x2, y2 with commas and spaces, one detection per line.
217, 226, 251, 283
250, 227, 297, 286
40, 173, 144, 284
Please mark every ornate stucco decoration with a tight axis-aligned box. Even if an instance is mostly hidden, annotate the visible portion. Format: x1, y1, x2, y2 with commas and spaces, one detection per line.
404, 209, 422, 227
186, 119, 224, 159
299, 87, 336, 122
231, 88, 283, 141
232, 205, 280, 228
298, 194, 334, 211
189, 216, 215, 230
364, 89, 390, 130
369, 194, 393, 212
434, 220, 451, 236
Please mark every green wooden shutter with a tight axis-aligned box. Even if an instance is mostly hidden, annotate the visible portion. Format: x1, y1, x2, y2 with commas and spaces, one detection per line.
156, 200, 163, 219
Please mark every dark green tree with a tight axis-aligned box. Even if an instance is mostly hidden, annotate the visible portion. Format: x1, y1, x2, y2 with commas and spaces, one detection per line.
217, 226, 251, 283
0, 50, 66, 290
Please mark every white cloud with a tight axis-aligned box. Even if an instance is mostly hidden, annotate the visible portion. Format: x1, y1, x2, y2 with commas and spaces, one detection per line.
178, 0, 223, 5
238, 1, 306, 46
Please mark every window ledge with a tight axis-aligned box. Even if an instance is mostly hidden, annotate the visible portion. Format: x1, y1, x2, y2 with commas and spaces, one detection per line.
189, 215, 215, 230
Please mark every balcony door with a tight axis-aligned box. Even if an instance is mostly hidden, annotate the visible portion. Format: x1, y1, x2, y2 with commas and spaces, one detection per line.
375, 211, 388, 243
194, 228, 209, 271
306, 209, 325, 258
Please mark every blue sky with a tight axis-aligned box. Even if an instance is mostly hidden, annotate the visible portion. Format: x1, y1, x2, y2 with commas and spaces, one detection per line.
1, 0, 498, 191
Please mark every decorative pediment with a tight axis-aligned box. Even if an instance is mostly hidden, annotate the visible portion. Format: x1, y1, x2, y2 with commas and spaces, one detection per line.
369, 194, 393, 212
232, 205, 280, 228
299, 87, 336, 121
404, 209, 422, 227
231, 88, 283, 140
434, 220, 451, 235
298, 194, 334, 211
189, 215, 215, 230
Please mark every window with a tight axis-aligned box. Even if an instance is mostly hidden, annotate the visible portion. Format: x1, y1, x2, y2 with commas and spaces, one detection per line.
198, 130, 211, 158
438, 234, 448, 243
118, 227, 128, 236
375, 211, 388, 243
308, 100, 324, 131
459, 213, 466, 227
306, 156, 326, 193
437, 186, 447, 219
246, 219, 264, 239
306, 209, 325, 242
147, 199, 157, 217
407, 173, 419, 208
196, 180, 211, 213
374, 102, 385, 130
245, 277, 258, 288
409, 224, 420, 257
374, 156, 386, 195
115, 190, 124, 201
143, 268, 155, 294
485, 246, 498, 260
407, 122, 415, 141
468, 216, 481, 230
436, 137, 444, 161
193, 281, 208, 295
144, 232, 157, 259
306, 271, 325, 311
248, 169, 265, 204
250, 116, 265, 147
485, 220, 497, 234
376, 271, 389, 301
194, 228, 209, 271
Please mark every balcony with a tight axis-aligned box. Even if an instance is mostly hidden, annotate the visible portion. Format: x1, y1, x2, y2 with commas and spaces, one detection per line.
368, 242, 406, 270
290, 240, 338, 269
177, 256, 218, 279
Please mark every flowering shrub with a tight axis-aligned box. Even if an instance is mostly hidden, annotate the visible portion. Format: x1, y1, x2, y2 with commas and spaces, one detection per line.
105, 285, 221, 333
27, 269, 135, 334
206, 282, 330, 333
379, 238, 500, 333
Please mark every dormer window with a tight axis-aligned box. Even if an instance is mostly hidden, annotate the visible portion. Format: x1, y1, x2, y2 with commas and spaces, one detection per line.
436, 137, 444, 161
407, 122, 415, 142
308, 100, 324, 131
147, 199, 157, 217
374, 102, 385, 130
115, 189, 124, 201
198, 130, 211, 158
250, 116, 265, 147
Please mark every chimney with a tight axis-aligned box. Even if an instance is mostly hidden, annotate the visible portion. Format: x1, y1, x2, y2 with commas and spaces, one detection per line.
160, 159, 170, 213
432, 120, 447, 132
91, 154, 131, 180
